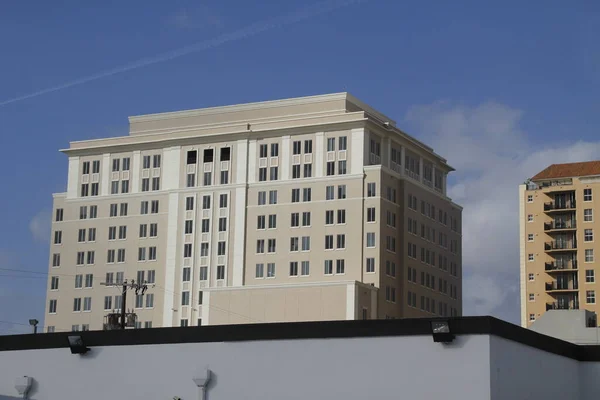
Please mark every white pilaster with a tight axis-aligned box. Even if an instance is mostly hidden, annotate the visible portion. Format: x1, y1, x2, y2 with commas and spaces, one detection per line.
400, 146, 406, 176
66, 156, 80, 199
418, 156, 424, 181
100, 154, 110, 196
346, 283, 356, 320
162, 146, 181, 190
201, 292, 211, 325
232, 187, 247, 286
235, 139, 248, 184
163, 192, 180, 327
315, 132, 324, 178
131, 150, 141, 194
247, 140, 257, 184
281, 136, 290, 180
350, 128, 365, 175
386, 137, 392, 167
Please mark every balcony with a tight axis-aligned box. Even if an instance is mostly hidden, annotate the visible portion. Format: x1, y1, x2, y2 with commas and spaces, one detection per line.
545, 261, 578, 272
544, 221, 577, 231
544, 202, 576, 212
546, 302, 579, 311
544, 241, 577, 252
545, 281, 579, 292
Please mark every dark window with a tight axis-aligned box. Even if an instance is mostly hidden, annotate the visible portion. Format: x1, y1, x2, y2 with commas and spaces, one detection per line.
220, 147, 231, 161
204, 149, 214, 163
187, 150, 197, 164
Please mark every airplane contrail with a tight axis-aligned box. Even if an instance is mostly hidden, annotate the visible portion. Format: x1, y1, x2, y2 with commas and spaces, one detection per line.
0, 0, 368, 107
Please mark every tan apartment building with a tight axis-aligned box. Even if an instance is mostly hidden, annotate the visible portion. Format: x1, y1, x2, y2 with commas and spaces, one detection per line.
44, 93, 462, 332
520, 161, 600, 328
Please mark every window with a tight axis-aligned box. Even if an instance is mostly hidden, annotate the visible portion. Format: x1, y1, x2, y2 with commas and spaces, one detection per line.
338, 185, 346, 199
367, 183, 376, 197
289, 262, 298, 276
107, 249, 116, 263
152, 177, 160, 191
135, 295, 144, 308
181, 291, 190, 306
78, 229, 86, 243
142, 178, 150, 192
259, 168, 267, 182
339, 136, 347, 150
203, 148, 214, 163
257, 240, 265, 254
292, 164, 301, 179
258, 191, 267, 205
73, 298, 82, 312
104, 296, 112, 310
48, 299, 57, 314
293, 141, 301, 155
187, 150, 198, 165
529, 314, 535, 322
268, 214, 277, 229
50, 276, 59, 290
217, 265, 225, 280
202, 195, 211, 209
117, 249, 126, 263
200, 219, 209, 233
140, 201, 149, 215
291, 213, 300, 227
153, 154, 161, 168
366, 232, 376, 248
301, 261, 310, 276
120, 203, 128, 216
118, 225, 127, 240
186, 197, 195, 211
251, 263, 265, 280
336, 234, 346, 249
79, 206, 87, 220
327, 137, 335, 152
303, 188, 312, 202
88, 228, 96, 242
304, 140, 313, 154
528, 233, 534, 242
337, 209, 346, 224
185, 220, 193, 234
268, 239, 276, 253
199, 267, 208, 281
269, 167, 278, 181
269, 190, 278, 204
385, 287, 396, 303
181, 267, 191, 282
326, 162, 335, 176
336, 259, 345, 274
80, 183, 89, 197
216, 241, 226, 256
527, 214, 533, 222
528, 273, 535, 281
76, 252, 85, 266
147, 270, 156, 284
142, 155, 151, 169
325, 235, 334, 250
586, 249, 595, 263
85, 274, 93, 288
291, 189, 300, 203
54, 231, 62, 245
138, 247, 147, 261
527, 194, 533, 202
139, 224, 148, 238
149, 200, 159, 214
302, 212, 311, 227
220, 170, 230, 184
303, 163, 312, 178
367, 207, 376, 222
219, 194, 228, 208
203, 171, 212, 186
326, 186, 334, 200
200, 243, 209, 257
52, 253, 60, 267
301, 236, 311, 251
586, 229, 594, 242
82, 161, 91, 175
325, 210, 334, 225
121, 180, 130, 194
584, 188, 593, 202
366, 258, 375, 273
386, 237, 396, 253
587, 290, 596, 304
218, 217, 227, 232
257, 215, 266, 230
324, 260, 333, 275
338, 160, 347, 175
259, 144, 268, 158
184, 244, 193, 258
386, 211, 396, 228
220, 147, 231, 161
586, 270, 595, 283
267, 263, 276, 278
55, 208, 64, 222
584, 209, 593, 222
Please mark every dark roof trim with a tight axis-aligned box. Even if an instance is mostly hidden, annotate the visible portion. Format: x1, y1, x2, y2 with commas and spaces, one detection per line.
1, 316, 599, 361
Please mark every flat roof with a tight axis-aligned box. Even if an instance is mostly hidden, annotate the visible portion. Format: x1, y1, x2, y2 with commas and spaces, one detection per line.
2, 316, 600, 361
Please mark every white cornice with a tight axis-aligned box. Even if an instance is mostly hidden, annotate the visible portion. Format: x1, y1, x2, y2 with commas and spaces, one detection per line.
202, 280, 378, 292
128, 92, 349, 123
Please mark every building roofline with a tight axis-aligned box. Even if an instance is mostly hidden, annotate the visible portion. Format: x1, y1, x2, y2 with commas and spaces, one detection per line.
128, 92, 353, 124
2, 316, 599, 361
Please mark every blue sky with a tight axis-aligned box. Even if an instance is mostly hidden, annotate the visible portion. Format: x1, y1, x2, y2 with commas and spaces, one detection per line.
1, 0, 599, 333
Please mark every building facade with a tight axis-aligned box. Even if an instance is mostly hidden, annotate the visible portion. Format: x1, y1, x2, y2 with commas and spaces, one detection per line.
520, 161, 600, 328
44, 93, 462, 332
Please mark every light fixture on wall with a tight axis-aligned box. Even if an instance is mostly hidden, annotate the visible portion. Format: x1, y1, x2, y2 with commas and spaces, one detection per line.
193, 369, 213, 400
431, 320, 455, 343
67, 335, 90, 355
28, 319, 39, 334
15, 376, 33, 399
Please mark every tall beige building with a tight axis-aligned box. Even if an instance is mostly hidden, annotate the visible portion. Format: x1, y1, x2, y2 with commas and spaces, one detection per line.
44, 93, 462, 332
520, 161, 600, 328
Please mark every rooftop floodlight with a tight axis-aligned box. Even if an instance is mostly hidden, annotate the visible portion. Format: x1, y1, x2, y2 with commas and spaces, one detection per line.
28, 319, 39, 334
67, 335, 90, 355
431, 320, 455, 343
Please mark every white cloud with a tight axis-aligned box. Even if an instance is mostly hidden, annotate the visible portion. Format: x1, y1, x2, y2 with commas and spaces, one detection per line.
29, 210, 52, 243
405, 101, 600, 323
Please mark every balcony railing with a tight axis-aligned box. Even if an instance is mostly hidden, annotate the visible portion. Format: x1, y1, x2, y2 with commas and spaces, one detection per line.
545, 282, 579, 291
546, 302, 579, 311
545, 261, 578, 271
544, 202, 576, 211
544, 221, 577, 231
544, 241, 577, 251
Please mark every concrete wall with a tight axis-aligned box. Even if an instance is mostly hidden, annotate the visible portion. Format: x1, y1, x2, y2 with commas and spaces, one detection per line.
0, 334, 491, 400
490, 335, 581, 400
